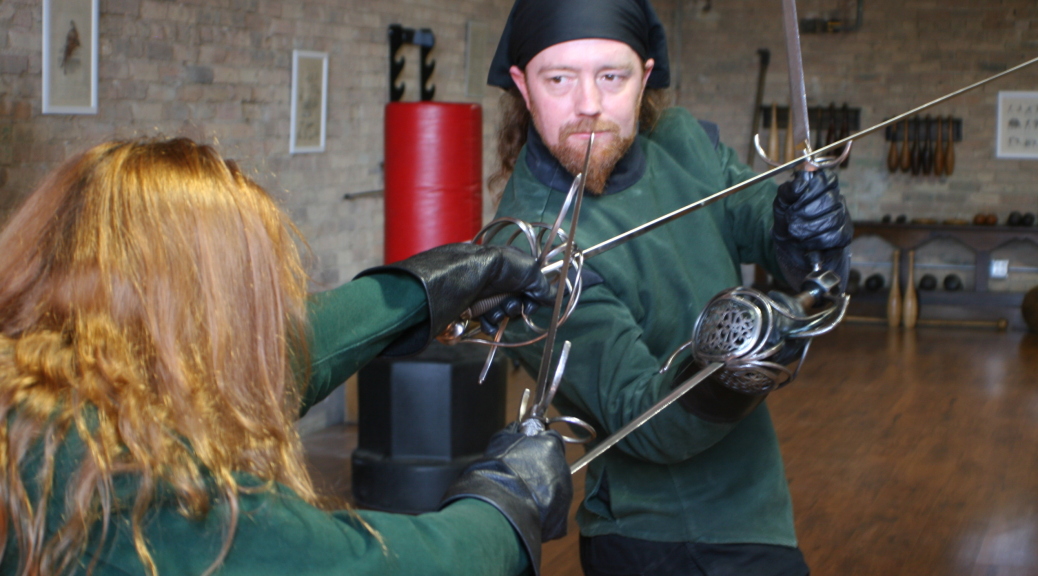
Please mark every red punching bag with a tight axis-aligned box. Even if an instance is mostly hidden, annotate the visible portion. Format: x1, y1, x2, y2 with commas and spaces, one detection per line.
383, 102, 483, 264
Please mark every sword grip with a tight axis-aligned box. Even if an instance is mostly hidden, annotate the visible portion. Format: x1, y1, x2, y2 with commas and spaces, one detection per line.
462, 293, 512, 321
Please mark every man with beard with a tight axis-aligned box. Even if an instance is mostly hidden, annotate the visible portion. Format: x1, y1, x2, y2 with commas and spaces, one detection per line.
485, 0, 853, 575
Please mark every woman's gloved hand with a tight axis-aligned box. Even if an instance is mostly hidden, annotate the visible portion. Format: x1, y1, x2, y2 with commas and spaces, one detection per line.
356, 243, 554, 355
440, 424, 573, 576
772, 170, 853, 290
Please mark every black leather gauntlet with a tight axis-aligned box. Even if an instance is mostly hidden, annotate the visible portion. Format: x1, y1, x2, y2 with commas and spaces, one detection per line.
440, 425, 573, 576
772, 170, 853, 291
356, 243, 553, 356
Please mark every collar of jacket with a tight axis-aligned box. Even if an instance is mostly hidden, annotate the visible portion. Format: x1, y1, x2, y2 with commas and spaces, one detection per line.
524, 124, 647, 196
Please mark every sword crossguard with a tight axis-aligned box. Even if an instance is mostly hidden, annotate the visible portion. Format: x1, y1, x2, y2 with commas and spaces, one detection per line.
436, 218, 585, 348
753, 133, 853, 170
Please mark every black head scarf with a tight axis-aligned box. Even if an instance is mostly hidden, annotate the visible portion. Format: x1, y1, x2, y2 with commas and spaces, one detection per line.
487, 0, 670, 90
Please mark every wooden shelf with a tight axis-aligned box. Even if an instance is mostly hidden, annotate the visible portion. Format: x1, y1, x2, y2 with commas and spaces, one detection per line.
850, 221, 1038, 329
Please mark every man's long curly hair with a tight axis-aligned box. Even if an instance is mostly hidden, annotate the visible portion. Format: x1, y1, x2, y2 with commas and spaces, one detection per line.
488, 87, 670, 195
0, 139, 320, 576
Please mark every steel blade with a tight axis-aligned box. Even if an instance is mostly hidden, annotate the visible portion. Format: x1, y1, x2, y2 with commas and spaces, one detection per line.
542, 54, 1038, 277
782, 0, 811, 150
569, 361, 724, 473
529, 133, 594, 419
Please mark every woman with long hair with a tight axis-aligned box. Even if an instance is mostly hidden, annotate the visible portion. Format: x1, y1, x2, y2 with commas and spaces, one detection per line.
0, 138, 570, 576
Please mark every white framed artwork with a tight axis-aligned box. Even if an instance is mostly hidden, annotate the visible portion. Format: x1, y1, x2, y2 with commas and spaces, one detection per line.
290, 50, 328, 154
42, 0, 98, 114
996, 91, 1038, 159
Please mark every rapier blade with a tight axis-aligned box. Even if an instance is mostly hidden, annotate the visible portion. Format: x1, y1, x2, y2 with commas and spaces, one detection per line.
540, 55, 1038, 277
782, 0, 811, 152
528, 133, 594, 420
569, 361, 725, 473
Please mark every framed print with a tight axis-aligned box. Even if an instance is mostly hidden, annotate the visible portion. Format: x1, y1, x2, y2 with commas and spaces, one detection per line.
42, 0, 98, 114
996, 91, 1038, 159
290, 50, 328, 154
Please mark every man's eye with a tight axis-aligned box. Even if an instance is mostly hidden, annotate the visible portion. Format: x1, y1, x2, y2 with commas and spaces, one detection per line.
602, 74, 617, 81
549, 76, 565, 83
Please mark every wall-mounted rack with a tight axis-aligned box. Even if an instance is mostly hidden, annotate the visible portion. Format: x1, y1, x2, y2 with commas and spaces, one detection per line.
884, 116, 962, 143
388, 24, 436, 102
759, 104, 861, 132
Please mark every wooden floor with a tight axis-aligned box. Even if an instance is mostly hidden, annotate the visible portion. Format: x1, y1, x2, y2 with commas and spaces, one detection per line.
303, 323, 1038, 576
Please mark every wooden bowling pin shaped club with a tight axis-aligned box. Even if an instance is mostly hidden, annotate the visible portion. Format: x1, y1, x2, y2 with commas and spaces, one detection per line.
899, 119, 911, 173
887, 248, 902, 328
934, 116, 945, 177
768, 104, 780, 162
784, 105, 796, 162
910, 117, 922, 176
944, 118, 956, 176
903, 250, 918, 329
921, 116, 933, 176
887, 127, 900, 173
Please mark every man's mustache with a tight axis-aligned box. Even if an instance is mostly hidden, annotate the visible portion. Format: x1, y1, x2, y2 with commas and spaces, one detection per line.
558, 119, 621, 141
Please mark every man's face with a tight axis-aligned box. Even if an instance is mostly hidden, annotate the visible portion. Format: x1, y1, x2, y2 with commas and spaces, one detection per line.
510, 39, 654, 193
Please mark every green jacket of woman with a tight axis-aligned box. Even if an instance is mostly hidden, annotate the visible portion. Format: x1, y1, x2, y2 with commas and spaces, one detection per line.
493, 107, 798, 547
5, 273, 530, 576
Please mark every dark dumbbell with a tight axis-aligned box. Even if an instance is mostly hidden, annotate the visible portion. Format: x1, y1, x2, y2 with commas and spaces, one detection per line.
881, 214, 892, 224
943, 274, 963, 291
1008, 211, 1023, 226
895, 214, 907, 224
1023, 213, 1036, 227
864, 273, 885, 292
918, 274, 938, 291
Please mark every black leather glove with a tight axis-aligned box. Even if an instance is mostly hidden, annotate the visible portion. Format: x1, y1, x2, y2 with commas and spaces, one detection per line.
440, 425, 573, 576
356, 243, 554, 356
772, 170, 853, 291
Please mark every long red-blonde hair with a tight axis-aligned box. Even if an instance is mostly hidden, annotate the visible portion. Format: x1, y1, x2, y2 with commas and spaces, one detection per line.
0, 138, 317, 575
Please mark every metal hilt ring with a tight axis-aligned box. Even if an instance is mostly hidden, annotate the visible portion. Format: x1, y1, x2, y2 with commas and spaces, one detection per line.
545, 415, 597, 444
438, 217, 585, 347
753, 134, 854, 170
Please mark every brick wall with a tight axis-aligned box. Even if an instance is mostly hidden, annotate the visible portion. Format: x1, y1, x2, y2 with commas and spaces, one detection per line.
0, 0, 512, 287
3, 0, 1037, 286
669, 0, 1038, 222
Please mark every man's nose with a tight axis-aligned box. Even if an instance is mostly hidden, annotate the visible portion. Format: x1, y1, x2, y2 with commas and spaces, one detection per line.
574, 77, 603, 117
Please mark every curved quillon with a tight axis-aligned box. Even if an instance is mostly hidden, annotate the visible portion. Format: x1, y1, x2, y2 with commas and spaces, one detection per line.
438, 217, 586, 348
752, 133, 853, 170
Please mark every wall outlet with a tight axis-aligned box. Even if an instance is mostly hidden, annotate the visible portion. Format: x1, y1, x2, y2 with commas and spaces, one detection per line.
990, 259, 1009, 279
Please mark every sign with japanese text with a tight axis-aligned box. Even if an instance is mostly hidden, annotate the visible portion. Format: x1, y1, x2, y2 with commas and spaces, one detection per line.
997, 91, 1038, 159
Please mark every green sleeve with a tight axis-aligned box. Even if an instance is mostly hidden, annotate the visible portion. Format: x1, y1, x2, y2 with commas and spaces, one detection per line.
715, 138, 784, 279
301, 273, 428, 411
87, 492, 531, 576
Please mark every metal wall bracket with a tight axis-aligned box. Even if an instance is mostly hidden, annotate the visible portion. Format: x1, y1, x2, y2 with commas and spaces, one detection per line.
388, 24, 436, 102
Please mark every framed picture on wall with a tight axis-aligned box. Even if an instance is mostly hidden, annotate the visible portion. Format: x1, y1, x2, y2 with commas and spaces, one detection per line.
42, 0, 98, 114
290, 50, 328, 154
996, 91, 1038, 159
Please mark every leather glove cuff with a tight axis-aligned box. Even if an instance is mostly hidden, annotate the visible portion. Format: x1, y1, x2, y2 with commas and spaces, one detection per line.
355, 244, 552, 356
442, 471, 544, 575
353, 263, 439, 357
440, 427, 571, 576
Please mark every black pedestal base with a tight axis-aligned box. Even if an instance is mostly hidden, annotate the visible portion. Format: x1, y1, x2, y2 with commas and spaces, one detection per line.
350, 342, 507, 513
351, 451, 479, 514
